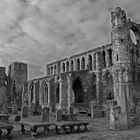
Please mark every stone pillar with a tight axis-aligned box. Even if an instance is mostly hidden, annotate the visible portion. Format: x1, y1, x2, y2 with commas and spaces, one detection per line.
69, 61, 71, 71
96, 52, 100, 70
33, 84, 36, 104
92, 53, 95, 70
48, 81, 51, 106
61, 63, 63, 73
74, 58, 76, 71
59, 75, 67, 112
96, 52, 102, 102
80, 57, 82, 70
67, 73, 73, 112
59, 78, 63, 107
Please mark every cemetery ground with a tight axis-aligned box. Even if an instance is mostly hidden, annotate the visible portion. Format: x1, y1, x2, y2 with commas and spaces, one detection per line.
2, 115, 140, 140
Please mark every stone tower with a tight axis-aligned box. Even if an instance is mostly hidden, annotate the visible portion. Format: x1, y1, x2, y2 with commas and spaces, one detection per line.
111, 7, 133, 129
0, 67, 8, 113
8, 62, 28, 107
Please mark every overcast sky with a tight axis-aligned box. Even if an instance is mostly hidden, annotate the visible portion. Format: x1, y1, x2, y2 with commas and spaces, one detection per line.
0, 0, 140, 80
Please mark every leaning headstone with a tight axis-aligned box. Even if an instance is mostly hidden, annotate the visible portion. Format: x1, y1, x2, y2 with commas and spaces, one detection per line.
56, 109, 62, 122
41, 107, 49, 122
21, 106, 28, 118
12, 100, 18, 114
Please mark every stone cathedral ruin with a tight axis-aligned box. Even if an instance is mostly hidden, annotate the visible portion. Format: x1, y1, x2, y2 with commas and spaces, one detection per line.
1, 7, 140, 129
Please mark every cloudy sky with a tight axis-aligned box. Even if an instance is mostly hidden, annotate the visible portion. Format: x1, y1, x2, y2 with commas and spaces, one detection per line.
0, 0, 140, 80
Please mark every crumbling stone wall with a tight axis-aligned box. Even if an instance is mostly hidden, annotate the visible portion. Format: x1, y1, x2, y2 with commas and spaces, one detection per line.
24, 7, 140, 127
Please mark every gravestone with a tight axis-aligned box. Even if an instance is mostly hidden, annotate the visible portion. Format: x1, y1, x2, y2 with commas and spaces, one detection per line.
21, 106, 28, 118
69, 106, 74, 114
56, 109, 62, 122
73, 107, 79, 114
12, 100, 18, 114
90, 100, 102, 118
109, 106, 121, 129
38, 105, 42, 115
41, 107, 49, 122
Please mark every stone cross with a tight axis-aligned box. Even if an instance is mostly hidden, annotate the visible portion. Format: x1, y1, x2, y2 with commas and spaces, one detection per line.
41, 107, 49, 122
56, 109, 62, 122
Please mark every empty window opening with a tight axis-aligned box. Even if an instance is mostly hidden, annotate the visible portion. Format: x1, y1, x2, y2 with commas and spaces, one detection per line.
30, 85, 34, 103
66, 61, 69, 72
108, 49, 113, 65
81, 57, 85, 70
116, 54, 119, 61
94, 54, 96, 70
88, 55, 92, 70
102, 51, 106, 67
77, 58, 80, 70
51, 66, 53, 75
62, 63, 65, 72
71, 60, 74, 71
56, 84, 60, 103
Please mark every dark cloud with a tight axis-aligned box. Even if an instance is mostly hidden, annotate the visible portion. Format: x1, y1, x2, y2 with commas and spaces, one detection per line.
0, 0, 139, 80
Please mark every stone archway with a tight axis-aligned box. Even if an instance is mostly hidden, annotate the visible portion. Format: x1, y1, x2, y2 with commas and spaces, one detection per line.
72, 77, 84, 103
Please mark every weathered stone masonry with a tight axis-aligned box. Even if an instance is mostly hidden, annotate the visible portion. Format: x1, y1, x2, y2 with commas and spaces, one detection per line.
22, 7, 140, 128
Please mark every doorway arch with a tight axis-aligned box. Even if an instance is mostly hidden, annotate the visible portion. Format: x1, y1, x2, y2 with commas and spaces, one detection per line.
72, 78, 84, 103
